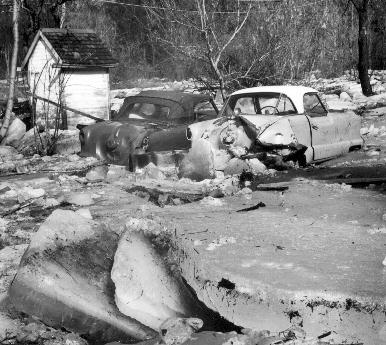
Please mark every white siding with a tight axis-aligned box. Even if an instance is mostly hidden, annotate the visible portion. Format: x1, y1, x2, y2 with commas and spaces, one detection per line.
63, 70, 110, 128
27, 40, 61, 122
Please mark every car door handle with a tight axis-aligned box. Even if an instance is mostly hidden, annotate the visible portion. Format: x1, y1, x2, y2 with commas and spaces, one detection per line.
311, 124, 319, 130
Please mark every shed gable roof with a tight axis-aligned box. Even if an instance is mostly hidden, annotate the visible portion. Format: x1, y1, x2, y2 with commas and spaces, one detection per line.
22, 28, 118, 69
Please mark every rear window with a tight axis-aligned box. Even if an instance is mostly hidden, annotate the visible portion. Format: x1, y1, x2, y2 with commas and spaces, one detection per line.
117, 102, 171, 121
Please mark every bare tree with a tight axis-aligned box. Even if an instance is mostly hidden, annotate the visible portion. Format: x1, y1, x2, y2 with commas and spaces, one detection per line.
195, 0, 252, 99
0, 0, 20, 143
147, 0, 252, 99
349, 0, 373, 96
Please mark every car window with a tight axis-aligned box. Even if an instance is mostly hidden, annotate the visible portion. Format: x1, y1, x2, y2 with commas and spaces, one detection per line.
224, 92, 297, 116
194, 100, 218, 120
277, 95, 296, 114
117, 102, 171, 121
303, 93, 327, 117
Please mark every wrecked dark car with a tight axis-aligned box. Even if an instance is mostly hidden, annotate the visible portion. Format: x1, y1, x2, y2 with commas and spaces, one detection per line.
78, 90, 218, 168
180, 86, 363, 178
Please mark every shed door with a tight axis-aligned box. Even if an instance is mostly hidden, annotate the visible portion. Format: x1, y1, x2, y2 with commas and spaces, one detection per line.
63, 70, 110, 128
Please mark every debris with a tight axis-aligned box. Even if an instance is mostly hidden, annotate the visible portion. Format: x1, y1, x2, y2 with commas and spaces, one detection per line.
206, 237, 236, 251
236, 202, 266, 213
383, 257, 386, 266
125, 185, 208, 207
66, 192, 95, 206
199, 196, 224, 207
224, 158, 250, 176
159, 318, 203, 345
143, 163, 166, 180
85, 165, 108, 182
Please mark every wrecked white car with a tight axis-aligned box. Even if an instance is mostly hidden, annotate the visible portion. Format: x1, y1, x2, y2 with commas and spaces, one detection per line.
181, 86, 363, 178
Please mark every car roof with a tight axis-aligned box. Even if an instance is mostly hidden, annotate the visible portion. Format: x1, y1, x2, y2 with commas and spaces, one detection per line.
137, 90, 211, 105
120, 91, 212, 119
231, 85, 319, 113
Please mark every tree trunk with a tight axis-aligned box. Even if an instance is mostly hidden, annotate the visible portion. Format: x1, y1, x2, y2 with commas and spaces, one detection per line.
357, 0, 373, 96
0, 0, 20, 143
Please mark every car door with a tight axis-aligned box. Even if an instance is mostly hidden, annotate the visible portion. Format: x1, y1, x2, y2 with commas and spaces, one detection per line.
304, 93, 349, 161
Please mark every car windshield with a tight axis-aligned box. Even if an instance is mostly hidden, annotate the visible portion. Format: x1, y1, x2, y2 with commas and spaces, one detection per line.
221, 92, 297, 116
117, 102, 171, 121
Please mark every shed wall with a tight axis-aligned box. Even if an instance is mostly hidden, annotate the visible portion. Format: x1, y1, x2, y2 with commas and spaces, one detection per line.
27, 40, 61, 122
63, 70, 110, 128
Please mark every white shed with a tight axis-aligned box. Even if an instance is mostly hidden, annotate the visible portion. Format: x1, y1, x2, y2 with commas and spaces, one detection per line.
21, 28, 118, 129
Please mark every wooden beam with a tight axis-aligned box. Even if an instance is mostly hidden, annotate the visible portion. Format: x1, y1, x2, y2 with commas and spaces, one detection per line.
27, 92, 105, 123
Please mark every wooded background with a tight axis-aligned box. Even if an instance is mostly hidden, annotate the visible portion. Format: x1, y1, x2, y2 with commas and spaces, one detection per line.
0, 0, 385, 89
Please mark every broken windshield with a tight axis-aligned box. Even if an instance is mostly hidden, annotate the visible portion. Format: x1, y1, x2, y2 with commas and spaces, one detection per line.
221, 92, 297, 116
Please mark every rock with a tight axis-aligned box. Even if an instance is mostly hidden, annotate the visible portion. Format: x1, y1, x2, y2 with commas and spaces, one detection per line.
17, 187, 45, 203
0, 312, 21, 342
66, 192, 95, 206
2, 118, 26, 147
9, 209, 155, 343
199, 196, 224, 207
86, 165, 108, 182
247, 158, 267, 174
68, 154, 81, 162
143, 163, 166, 180
178, 138, 215, 181
16, 322, 47, 343
111, 230, 198, 330
75, 208, 93, 220
0, 145, 18, 159
107, 165, 129, 180
224, 158, 250, 176
159, 318, 203, 345
383, 257, 386, 266
366, 150, 380, 157
340, 91, 352, 101
326, 100, 357, 111
325, 94, 339, 102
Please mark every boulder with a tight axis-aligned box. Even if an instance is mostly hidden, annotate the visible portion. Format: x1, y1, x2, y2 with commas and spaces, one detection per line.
2, 117, 26, 147
178, 138, 215, 181
224, 158, 250, 176
143, 163, 166, 180
111, 230, 196, 330
8, 209, 156, 343
247, 158, 267, 174
340, 91, 352, 101
86, 165, 108, 182
66, 192, 95, 206
0, 145, 18, 159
